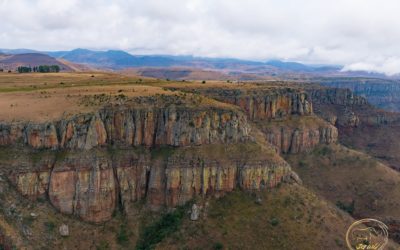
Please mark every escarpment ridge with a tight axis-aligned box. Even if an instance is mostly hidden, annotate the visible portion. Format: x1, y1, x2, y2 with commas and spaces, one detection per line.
315, 77, 400, 112
166, 84, 338, 154
0, 96, 250, 150
0, 93, 295, 223
3, 144, 292, 223
0, 82, 347, 224
167, 86, 313, 120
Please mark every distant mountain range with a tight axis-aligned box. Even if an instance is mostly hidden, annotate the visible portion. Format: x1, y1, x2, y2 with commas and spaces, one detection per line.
0, 48, 390, 80
0, 48, 341, 72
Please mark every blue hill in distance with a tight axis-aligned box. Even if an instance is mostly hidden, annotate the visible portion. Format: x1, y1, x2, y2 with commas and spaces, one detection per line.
0, 48, 340, 72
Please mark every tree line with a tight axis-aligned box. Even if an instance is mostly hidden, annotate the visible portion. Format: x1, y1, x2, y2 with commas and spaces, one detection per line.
17, 65, 61, 73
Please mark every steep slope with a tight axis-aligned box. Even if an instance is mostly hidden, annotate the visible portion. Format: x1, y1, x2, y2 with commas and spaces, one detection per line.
309, 85, 400, 170
286, 144, 400, 243
157, 183, 398, 250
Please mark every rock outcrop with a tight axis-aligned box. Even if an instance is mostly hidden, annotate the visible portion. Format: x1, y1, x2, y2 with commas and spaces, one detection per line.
172, 87, 313, 120
309, 88, 368, 106
7, 145, 291, 223
48, 153, 117, 223
215, 90, 313, 120
190, 204, 200, 221
308, 87, 365, 127
0, 98, 250, 150
168, 86, 337, 153
309, 87, 400, 127
0, 95, 297, 223
316, 78, 400, 112
0, 90, 322, 223
256, 116, 338, 154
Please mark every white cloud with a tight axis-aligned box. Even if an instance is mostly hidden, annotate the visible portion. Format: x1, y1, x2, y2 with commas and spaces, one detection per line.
342, 57, 400, 76
1, 0, 400, 75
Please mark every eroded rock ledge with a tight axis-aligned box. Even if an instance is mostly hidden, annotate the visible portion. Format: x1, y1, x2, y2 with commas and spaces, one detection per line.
169, 87, 313, 120
309, 87, 400, 127
5, 144, 292, 223
0, 89, 337, 224
0, 96, 250, 150
166, 86, 337, 153
257, 116, 338, 154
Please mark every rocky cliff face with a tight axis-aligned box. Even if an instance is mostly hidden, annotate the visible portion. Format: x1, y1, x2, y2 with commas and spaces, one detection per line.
255, 116, 338, 154
0, 88, 342, 224
210, 88, 337, 154
309, 87, 400, 127
173, 87, 313, 121
309, 87, 367, 127
214, 89, 313, 121
316, 78, 400, 112
6, 145, 292, 223
168, 86, 337, 153
309, 88, 368, 106
0, 101, 250, 150
0, 95, 297, 223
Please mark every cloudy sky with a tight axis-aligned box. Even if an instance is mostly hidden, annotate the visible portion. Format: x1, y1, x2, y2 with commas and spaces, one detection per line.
1, 0, 400, 74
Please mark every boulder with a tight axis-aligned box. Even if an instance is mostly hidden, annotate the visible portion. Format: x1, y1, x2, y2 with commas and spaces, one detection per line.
190, 204, 200, 221
59, 224, 69, 237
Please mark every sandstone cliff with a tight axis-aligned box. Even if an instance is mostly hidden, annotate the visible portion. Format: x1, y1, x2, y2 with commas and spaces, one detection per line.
0, 95, 297, 223
211, 89, 313, 120
167, 84, 340, 153
170, 87, 313, 120
0, 96, 250, 150
316, 78, 400, 112
167, 86, 337, 153
5, 144, 292, 223
309, 87, 400, 127
0, 87, 342, 224
256, 116, 338, 154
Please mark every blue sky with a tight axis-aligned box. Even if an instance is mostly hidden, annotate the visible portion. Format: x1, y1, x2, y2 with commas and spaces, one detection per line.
1, 0, 400, 75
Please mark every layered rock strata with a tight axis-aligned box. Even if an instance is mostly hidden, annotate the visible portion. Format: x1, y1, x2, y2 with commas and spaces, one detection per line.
309, 87, 400, 127
168, 86, 337, 153
0, 95, 297, 223
316, 78, 400, 112
255, 116, 337, 154
0, 100, 249, 150
6, 145, 292, 223
171, 87, 313, 120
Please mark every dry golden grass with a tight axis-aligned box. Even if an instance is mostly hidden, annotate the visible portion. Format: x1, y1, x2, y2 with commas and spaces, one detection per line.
0, 72, 145, 91
0, 85, 175, 122
0, 72, 241, 122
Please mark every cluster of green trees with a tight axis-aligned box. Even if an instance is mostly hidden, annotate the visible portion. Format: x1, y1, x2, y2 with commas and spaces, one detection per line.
17, 66, 32, 73
17, 65, 61, 73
